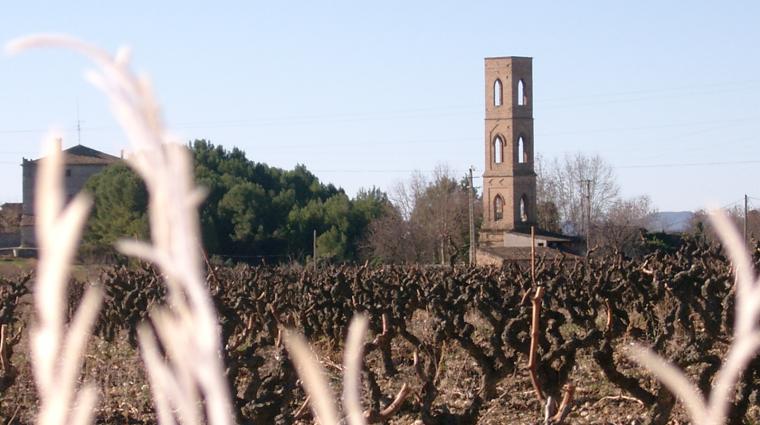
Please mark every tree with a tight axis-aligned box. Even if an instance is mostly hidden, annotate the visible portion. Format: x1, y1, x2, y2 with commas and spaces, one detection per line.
217, 181, 268, 243
82, 163, 149, 259
594, 195, 653, 255
536, 153, 619, 235
189, 140, 383, 262
536, 200, 561, 233
81, 140, 387, 263
412, 167, 470, 264
365, 165, 476, 264
537, 152, 655, 255
689, 206, 760, 247
364, 206, 415, 263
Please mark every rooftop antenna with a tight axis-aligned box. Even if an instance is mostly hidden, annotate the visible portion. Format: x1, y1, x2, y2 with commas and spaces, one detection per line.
76, 99, 82, 145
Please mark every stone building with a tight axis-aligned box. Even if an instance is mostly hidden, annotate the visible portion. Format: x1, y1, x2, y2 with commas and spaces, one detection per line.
476, 57, 575, 265
20, 144, 120, 247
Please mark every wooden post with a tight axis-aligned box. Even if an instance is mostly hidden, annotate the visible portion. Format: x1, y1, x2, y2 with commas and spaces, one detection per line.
530, 225, 536, 285
528, 286, 545, 402
468, 167, 476, 266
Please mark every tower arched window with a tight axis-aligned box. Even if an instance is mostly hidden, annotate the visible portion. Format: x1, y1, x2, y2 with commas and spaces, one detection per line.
494, 195, 504, 221
493, 136, 503, 164
518, 79, 527, 106
520, 195, 528, 222
494, 79, 503, 106
518, 135, 527, 163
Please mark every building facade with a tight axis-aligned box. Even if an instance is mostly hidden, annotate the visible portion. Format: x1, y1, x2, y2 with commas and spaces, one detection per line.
476, 57, 576, 265
479, 56, 538, 247
20, 144, 120, 247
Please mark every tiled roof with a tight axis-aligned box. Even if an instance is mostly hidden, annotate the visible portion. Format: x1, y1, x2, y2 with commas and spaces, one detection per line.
28, 144, 120, 165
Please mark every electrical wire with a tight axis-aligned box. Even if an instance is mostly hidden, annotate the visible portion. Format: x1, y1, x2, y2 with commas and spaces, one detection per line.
0, 78, 758, 135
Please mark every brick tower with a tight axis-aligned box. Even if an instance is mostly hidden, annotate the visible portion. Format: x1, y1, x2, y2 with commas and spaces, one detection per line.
479, 56, 537, 247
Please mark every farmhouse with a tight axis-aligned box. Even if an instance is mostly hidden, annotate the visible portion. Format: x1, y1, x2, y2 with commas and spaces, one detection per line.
476, 57, 576, 265
20, 144, 120, 247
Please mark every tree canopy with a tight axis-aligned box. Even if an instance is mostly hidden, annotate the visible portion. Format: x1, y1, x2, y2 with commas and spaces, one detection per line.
82, 162, 149, 259
364, 166, 478, 265
536, 152, 655, 255
82, 140, 389, 263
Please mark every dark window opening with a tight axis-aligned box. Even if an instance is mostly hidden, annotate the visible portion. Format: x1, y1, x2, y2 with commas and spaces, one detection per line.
65, 169, 71, 177
494, 195, 504, 221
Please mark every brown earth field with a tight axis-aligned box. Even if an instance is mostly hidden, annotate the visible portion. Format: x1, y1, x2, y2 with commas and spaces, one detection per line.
2, 247, 760, 425
2, 307, 711, 425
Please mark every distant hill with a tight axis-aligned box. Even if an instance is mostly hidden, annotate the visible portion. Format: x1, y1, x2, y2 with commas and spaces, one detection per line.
645, 211, 694, 233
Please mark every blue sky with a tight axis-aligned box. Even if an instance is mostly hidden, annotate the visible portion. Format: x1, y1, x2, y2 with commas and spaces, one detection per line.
0, 1, 758, 211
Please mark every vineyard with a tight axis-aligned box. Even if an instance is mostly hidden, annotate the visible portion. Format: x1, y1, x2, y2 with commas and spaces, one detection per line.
2, 238, 760, 424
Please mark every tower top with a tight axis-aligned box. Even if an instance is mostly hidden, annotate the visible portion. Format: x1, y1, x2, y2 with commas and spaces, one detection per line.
485, 56, 533, 119
480, 55, 537, 239
484, 56, 532, 61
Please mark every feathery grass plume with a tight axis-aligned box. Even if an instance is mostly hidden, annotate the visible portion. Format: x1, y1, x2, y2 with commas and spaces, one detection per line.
628, 208, 760, 425
343, 315, 369, 425
283, 315, 369, 425
7, 35, 233, 425
30, 134, 102, 425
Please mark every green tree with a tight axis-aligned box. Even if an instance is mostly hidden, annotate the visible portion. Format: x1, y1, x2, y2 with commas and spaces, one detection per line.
82, 139, 388, 263
82, 163, 149, 258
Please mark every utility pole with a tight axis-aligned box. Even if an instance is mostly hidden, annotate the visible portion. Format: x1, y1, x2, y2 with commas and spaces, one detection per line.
745, 194, 749, 247
580, 179, 592, 256
468, 166, 476, 266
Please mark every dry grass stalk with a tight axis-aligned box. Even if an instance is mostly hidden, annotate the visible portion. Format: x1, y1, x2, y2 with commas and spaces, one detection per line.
628, 209, 760, 425
343, 315, 369, 425
283, 315, 371, 425
23, 134, 102, 425
283, 329, 341, 425
7, 35, 233, 425
7, 33, 378, 425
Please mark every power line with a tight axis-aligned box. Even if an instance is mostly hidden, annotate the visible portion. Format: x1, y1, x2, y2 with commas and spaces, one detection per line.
614, 159, 760, 169
313, 168, 476, 174
538, 115, 760, 137
0, 78, 758, 135
721, 199, 745, 210
540, 84, 760, 110
307, 158, 760, 174
538, 79, 760, 104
